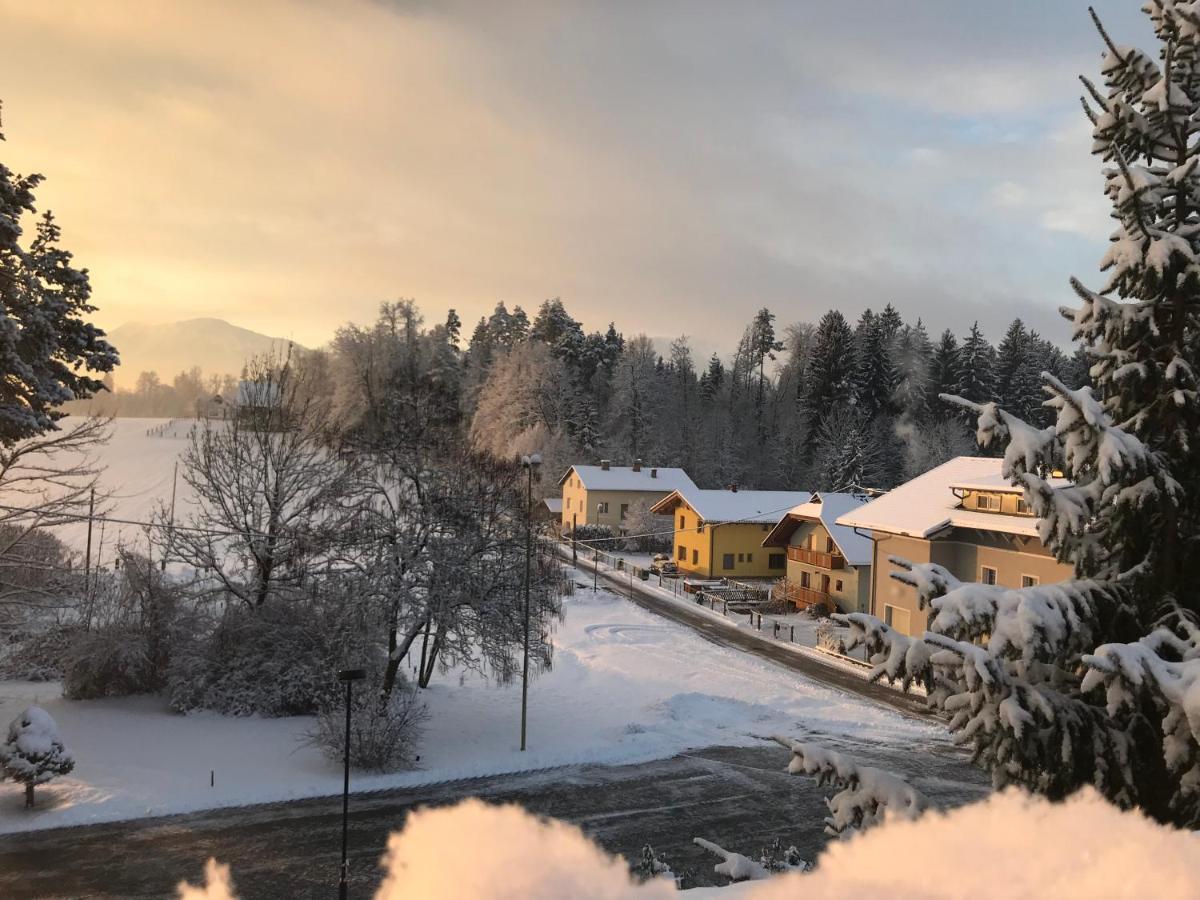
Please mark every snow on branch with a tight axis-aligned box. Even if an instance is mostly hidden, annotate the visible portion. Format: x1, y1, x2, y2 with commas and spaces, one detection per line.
691, 838, 771, 882
771, 737, 927, 836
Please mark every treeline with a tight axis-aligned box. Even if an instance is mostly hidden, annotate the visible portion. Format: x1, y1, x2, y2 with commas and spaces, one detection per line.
62, 369, 241, 418
459, 299, 1088, 493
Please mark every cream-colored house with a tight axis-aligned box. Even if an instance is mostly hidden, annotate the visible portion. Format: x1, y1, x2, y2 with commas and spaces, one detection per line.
651, 486, 810, 579
835, 457, 1074, 637
558, 460, 696, 532
761, 492, 872, 613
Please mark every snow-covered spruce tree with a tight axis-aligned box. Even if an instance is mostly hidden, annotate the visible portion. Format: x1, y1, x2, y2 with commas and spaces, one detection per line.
0, 105, 118, 443
1, 705, 74, 807
838, 5, 1200, 827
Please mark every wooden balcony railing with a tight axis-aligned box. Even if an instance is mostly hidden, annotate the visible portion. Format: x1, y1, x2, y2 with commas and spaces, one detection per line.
773, 580, 831, 611
785, 546, 845, 569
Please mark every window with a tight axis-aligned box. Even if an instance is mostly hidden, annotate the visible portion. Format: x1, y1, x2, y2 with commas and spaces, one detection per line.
747, 553, 753, 563
597, 502, 609, 514
692, 549, 698, 565
835, 579, 843, 592
768, 553, 785, 570
1016, 498, 1030, 514
620, 503, 629, 521
723, 553, 735, 570
1021, 574, 1039, 587
737, 553, 744, 562
801, 571, 810, 588
679, 515, 685, 530
826, 536, 834, 553
977, 493, 998, 511
677, 545, 686, 560
981, 566, 998, 585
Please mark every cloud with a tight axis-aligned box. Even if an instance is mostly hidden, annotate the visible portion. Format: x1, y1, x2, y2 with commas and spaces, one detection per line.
0, 0, 1139, 351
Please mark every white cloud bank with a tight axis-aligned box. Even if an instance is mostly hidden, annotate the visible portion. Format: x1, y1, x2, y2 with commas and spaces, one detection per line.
179, 788, 1200, 899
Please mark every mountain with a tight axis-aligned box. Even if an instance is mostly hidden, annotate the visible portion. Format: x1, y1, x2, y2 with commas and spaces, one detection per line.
105, 318, 300, 386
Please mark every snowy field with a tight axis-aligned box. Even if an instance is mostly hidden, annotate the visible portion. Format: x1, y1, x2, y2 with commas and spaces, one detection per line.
3, 417, 198, 561
0, 575, 939, 833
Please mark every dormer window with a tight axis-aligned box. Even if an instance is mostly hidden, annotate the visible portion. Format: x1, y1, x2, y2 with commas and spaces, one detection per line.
977, 493, 999, 511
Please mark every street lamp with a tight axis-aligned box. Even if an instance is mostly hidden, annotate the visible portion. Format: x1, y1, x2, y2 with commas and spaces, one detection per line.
594, 502, 603, 593
337, 667, 366, 900
519, 453, 542, 752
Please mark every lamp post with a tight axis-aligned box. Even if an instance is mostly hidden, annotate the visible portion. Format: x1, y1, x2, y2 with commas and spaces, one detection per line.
519, 453, 541, 752
337, 667, 366, 900
594, 502, 603, 592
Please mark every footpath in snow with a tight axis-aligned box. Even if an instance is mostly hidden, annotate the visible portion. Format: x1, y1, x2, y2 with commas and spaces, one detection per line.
0, 574, 939, 833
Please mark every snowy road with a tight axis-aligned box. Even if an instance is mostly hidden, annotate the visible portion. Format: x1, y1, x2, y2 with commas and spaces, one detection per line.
0, 742, 989, 898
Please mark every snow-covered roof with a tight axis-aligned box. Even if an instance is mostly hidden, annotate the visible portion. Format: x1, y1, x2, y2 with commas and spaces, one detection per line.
948, 472, 1071, 493
542, 497, 563, 514
762, 492, 873, 566
651, 488, 810, 524
558, 464, 696, 494
835, 457, 1055, 539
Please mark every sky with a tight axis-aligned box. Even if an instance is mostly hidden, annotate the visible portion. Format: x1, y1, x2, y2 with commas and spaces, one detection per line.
0, 0, 1156, 353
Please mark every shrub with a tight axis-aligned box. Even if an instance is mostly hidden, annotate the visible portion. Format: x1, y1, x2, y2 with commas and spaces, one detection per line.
569, 524, 616, 545
309, 677, 427, 772
1, 706, 75, 808
168, 600, 379, 717
62, 627, 155, 699
0, 627, 77, 681
815, 619, 846, 655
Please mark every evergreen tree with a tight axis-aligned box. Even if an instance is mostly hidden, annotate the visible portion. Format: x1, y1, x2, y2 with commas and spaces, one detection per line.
749, 307, 784, 421
0, 111, 118, 442
892, 319, 933, 423
802, 310, 855, 449
994, 318, 1042, 421
842, 5, 1200, 828
956, 321, 995, 407
852, 309, 897, 418
929, 328, 962, 406
1, 706, 74, 808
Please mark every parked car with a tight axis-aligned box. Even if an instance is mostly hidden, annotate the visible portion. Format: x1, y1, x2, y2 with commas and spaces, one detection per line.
650, 556, 679, 577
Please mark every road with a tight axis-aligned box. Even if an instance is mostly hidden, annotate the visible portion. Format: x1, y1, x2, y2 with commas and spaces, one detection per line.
561, 547, 932, 719
0, 743, 988, 899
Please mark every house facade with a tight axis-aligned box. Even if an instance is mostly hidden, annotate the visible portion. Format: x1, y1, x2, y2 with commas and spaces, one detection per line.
558, 460, 696, 532
650, 487, 809, 579
835, 457, 1075, 636
761, 492, 872, 613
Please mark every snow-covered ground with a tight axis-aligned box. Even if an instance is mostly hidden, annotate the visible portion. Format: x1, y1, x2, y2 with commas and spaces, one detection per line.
3, 417, 198, 561
0, 575, 939, 833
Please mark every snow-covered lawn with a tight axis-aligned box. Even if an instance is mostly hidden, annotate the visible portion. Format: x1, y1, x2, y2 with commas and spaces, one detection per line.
0, 577, 938, 833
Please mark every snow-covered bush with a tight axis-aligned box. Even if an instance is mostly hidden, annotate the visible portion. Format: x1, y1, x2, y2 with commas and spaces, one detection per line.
62, 626, 155, 699
569, 523, 616, 545
1, 706, 74, 808
815, 620, 845, 655
168, 601, 377, 717
621, 505, 672, 553
309, 676, 427, 772
0, 626, 76, 681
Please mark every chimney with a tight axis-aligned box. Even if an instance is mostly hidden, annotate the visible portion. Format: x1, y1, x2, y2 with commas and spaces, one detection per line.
632, 458, 642, 473
600, 459, 610, 471
650, 468, 658, 478
728, 483, 738, 493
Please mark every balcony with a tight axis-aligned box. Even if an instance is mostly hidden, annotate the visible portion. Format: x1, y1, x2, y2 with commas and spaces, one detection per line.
786, 546, 845, 569
774, 580, 830, 611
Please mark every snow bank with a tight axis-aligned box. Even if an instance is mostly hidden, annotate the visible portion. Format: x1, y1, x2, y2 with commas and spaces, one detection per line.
177, 788, 1200, 899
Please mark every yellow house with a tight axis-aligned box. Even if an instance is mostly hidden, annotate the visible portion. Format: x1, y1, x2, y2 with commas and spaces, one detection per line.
835, 457, 1075, 637
761, 492, 873, 613
558, 460, 696, 532
650, 486, 810, 579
